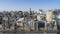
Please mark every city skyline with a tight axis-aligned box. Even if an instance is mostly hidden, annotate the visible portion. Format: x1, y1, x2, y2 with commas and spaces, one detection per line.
0, 0, 60, 11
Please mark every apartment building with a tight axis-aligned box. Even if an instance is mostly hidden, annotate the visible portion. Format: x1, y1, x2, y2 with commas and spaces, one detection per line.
46, 10, 53, 23
37, 9, 45, 21
46, 10, 57, 30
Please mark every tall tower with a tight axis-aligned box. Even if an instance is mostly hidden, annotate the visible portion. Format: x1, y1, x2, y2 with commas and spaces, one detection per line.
30, 8, 32, 15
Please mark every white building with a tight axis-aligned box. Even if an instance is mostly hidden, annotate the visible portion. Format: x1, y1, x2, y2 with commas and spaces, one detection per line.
37, 9, 45, 21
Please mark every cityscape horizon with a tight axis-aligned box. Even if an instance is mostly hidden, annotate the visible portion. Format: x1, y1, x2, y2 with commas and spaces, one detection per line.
0, 0, 60, 34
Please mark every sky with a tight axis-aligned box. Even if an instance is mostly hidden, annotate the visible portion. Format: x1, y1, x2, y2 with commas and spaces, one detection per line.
0, 0, 60, 11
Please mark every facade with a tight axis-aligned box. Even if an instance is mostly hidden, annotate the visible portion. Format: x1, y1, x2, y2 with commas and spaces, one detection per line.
46, 10, 53, 23
0, 9, 58, 32
46, 10, 57, 30
36, 9, 46, 31
37, 9, 45, 21
16, 18, 24, 31
57, 14, 60, 19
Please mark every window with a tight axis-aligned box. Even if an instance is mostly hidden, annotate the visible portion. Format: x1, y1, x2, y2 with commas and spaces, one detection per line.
38, 21, 45, 28
18, 21, 21, 23
26, 21, 33, 26
0, 17, 2, 24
